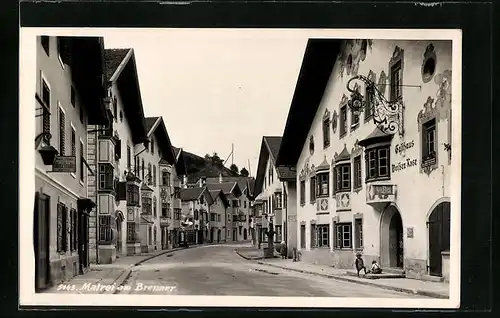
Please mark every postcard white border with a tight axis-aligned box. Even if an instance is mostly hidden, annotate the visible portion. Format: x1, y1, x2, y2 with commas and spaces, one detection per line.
19, 27, 462, 309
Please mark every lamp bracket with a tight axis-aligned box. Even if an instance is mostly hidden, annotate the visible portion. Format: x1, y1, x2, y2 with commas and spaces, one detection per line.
346, 75, 406, 136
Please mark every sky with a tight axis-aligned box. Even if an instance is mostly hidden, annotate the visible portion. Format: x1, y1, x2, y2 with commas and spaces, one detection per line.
104, 29, 309, 177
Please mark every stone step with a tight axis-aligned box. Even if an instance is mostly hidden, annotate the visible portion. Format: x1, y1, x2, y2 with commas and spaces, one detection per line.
382, 267, 406, 275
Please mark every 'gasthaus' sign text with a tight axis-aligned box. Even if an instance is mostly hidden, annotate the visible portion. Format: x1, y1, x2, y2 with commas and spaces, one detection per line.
392, 140, 417, 173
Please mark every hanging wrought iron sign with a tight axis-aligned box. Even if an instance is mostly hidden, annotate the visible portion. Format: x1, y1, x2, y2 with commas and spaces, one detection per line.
346, 75, 407, 136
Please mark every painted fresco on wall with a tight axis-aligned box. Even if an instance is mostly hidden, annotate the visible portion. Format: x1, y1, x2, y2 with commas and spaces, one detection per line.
338, 39, 373, 78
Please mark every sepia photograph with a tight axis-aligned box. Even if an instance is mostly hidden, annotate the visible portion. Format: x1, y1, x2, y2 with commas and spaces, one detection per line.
19, 27, 461, 308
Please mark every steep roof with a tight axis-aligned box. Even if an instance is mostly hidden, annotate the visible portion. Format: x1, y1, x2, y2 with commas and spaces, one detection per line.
276, 39, 342, 166
104, 48, 130, 83
180, 187, 205, 201
145, 116, 160, 134
209, 189, 229, 208
205, 176, 249, 193
205, 182, 242, 197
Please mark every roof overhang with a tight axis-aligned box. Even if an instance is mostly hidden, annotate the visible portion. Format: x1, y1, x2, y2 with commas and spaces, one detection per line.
276, 39, 342, 167
254, 137, 269, 196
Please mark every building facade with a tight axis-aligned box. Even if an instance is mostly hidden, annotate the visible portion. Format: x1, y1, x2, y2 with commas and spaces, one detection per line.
180, 186, 213, 245
34, 36, 108, 290
206, 182, 242, 242
276, 39, 452, 281
208, 189, 229, 243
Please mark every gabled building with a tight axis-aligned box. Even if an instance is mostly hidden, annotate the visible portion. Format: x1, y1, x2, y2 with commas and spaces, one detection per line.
276, 39, 452, 281
180, 186, 214, 244
254, 136, 296, 251
208, 189, 230, 243
90, 47, 149, 263
34, 36, 108, 290
205, 181, 242, 242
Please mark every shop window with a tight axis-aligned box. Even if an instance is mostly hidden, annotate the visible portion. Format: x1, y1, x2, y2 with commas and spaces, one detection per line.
300, 180, 306, 205
56, 202, 67, 253
334, 223, 352, 249
365, 146, 390, 182
99, 163, 114, 190
334, 163, 351, 193
422, 118, 437, 167
317, 224, 329, 247
127, 222, 136, 243
99, 215, 113, 243
353, 156, 362, 189
340, 106, 348, 137
41, 36, 49, 55
126, 184, 140, 206
317, 172, 329, 197
355, 218, 363, 249
309, 176, 316, 203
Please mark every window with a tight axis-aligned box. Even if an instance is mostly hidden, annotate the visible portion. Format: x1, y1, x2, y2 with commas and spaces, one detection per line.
300, 180, 306, 205
217, 214, 221, 222
300, 225, 306, 248
141, 159, 145, 180
194, 210, 199, 220
422, 118, 437, 165
334, 163, 351, 192
310, 176, 316, 203
127, 145, 131, 170
151, 140, 155, 154
317, 224, 329, 247
79, 106, 84, 125
162, 171, 170, 186
335, 223, 352, 249
351, 109, 360, 129
353, 156, 362, 189
310, 224, 317, 247
153, 197, 157, 217
275, 225, 282, 242
41, 36, 49, 55
154, 227, 157, 245
323, 117, 330, 148
99, 164, 114, 190
127, 222, 136, 243
114, 138, 121, 160
80, 141, 84, 182
56, 203, 67, 253
127, 184, 140, 206
99, 215, 113, 243
365, 85, 374, 121
113, 97, 118, 122
174, 209, 181, 220
210, 213, 216, 221
275, 193, 282, 208
41, 78, 51, 144
148, 163, 152, 184
153, 165, 157, 186
70, 127, 76, 177
148, 227, 152, 245
355, 218, 363, 249
365, 146, 390, 181
70, 86, 75, 107
142, 197, 152, 215
317, 172, 329, 197
161, 202, 169, 218
56, 37, 64, 67
58, 107, 66, 155
70, 209, 77, 251
244, 200, 247, 208
340, 106, 348, 137
390, 61, 402, 100
200, 194, 204, 205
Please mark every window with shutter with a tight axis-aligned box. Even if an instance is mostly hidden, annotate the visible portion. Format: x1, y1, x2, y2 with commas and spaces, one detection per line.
59, 108, 66, 155
310, 224, 317, 248
115, 138, 121, 160
79, 141, 84, 182
310, 176, 316, 203
41, 78, 51, 144
57, 203, 64, 252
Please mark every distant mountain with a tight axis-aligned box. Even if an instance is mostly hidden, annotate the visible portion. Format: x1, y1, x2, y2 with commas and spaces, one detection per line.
181, 150, 240, 184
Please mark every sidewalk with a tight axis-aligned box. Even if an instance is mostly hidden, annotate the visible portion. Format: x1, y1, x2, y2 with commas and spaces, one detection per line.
42, 246, 188, 294
254, 257, 449, 299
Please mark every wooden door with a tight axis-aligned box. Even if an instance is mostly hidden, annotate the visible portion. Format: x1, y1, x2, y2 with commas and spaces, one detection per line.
428, 202, 451, 276
34, 192, 50, 291
78, 212, 89, 272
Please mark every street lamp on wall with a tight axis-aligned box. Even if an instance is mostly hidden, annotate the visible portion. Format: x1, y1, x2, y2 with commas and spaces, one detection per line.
35, 132, 59, 166
346, 75, 411, 136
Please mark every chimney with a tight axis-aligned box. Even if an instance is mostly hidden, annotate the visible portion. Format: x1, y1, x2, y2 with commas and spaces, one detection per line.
219, 173, 223, 183
199, 178, 203, 188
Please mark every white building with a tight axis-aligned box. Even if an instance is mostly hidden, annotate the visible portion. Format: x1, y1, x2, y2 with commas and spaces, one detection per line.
180, 186, 214, 244
254, 136, 296, 251
276, 39, 452, 282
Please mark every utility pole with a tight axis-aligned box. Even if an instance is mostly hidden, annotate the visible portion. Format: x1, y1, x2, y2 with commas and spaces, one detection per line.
231, 143, 234, 166
248, 159, 251, 177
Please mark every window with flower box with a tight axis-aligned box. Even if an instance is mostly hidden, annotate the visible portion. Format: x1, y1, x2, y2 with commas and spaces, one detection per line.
334, 163, 351, 193
365, 146, 390, 182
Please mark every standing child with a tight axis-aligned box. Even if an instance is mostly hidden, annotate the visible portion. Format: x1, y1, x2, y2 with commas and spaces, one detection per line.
355, 253, 367, 276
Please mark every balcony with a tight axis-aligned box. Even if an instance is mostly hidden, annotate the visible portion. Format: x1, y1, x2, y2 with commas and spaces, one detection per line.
366, 183, 397, 208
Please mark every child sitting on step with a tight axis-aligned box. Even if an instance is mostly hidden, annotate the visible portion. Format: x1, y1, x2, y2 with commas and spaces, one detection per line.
368, 260, 383, 274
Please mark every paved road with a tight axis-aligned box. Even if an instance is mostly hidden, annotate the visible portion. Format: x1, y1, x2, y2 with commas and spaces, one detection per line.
116, 244, 426, 298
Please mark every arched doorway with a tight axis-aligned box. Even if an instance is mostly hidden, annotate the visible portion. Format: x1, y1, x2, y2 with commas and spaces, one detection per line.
115, 211, 124, 255
244, 228, 248, 240
428, 201, 451, 277
380, 205, 404, 268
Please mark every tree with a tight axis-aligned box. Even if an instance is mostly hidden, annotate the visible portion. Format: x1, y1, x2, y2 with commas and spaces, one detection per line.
230, 164, 239, 173
205, 152, 223, 166
240, 167, 249, 177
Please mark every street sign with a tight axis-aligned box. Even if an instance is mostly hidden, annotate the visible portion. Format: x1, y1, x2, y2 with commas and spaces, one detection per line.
52, 156, 76, 173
